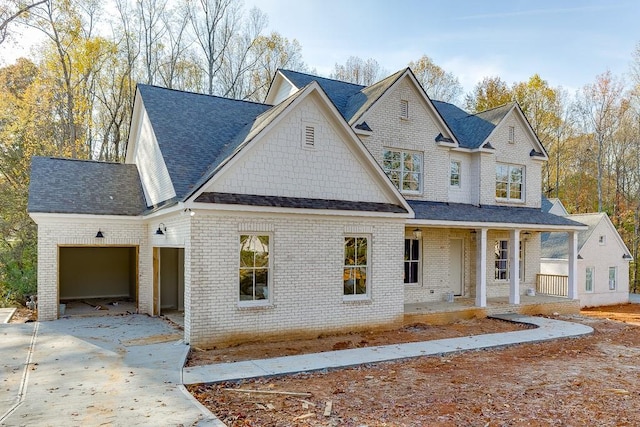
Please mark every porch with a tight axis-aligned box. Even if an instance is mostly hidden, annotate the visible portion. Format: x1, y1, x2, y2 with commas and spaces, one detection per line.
404, 294, 579, 325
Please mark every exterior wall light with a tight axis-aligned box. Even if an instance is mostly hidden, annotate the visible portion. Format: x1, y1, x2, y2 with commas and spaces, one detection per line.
413, 228, 422, 240
155, 223, 166, 235
95, 230, 104, 238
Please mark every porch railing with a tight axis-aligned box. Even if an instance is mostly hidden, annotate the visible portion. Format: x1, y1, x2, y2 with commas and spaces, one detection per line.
536, 274, 568, 297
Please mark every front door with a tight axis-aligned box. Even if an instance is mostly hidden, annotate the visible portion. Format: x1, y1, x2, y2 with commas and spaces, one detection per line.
449, 238, 464, 296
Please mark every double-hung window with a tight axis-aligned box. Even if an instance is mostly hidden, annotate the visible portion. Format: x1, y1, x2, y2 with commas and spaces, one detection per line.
450, 161, 461, 187
404, 239, 420, 284
495, 240, 508, 280
383, 150, 423, 193
496, 164, 524, 201
239, 235, 270, 303
344, 236, 369, 297
609, 267, 617, 290
585, 267, 594, 292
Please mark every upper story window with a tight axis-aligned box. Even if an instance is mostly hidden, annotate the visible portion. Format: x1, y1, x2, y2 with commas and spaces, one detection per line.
383, 150, 422, 193
508, 126, 515, 144
599, 235, 606, 245
450, 161, 461, 187
400, 99, 409, 119
496, 164, 524, 201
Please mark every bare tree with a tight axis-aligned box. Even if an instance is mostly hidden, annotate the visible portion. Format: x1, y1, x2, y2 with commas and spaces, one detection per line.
137, 0, 168, 85
0, 0, 47, 45
409, 54, 462, 103
331, 56, 384, 86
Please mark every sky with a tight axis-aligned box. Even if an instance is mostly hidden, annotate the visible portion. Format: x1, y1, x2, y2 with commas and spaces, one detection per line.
2, 0, 638, 98
244, 0, 640, 95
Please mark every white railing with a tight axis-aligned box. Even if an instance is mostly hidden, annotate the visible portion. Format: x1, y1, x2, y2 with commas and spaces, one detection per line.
536, 274, 568, 297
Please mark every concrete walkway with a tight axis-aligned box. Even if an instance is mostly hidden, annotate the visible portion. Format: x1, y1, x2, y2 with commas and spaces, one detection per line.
0, 315, 222, 426
183, 314, 594, 384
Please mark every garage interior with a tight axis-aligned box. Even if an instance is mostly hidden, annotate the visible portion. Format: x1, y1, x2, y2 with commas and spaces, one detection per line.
58, 246, 138, 316
159, 247, 185, 315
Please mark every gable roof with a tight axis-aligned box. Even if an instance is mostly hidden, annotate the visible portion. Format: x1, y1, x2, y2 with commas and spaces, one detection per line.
431, 101, 498, 149
188, 81, 413, 214
541, 213, 631, 259
28, 156, 146, 216
136, 84, 272, 201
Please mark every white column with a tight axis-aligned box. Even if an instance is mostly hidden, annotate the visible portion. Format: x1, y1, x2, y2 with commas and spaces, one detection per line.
568, 231, 579, 300
509, 229, 520, 304
475, 228, 487, 307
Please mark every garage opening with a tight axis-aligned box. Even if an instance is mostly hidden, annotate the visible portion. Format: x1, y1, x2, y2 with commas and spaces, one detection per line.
59, 246, 137, 316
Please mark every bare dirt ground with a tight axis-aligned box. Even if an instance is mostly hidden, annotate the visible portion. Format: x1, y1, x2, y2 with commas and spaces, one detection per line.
8, 307, 36, 323
189, 303, 640, 426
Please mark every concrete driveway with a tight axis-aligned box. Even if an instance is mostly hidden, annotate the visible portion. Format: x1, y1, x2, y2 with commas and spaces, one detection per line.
0, 315, 221, 426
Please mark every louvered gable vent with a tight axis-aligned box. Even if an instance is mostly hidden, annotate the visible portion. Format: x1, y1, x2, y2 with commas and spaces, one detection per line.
304, 125, 315, 147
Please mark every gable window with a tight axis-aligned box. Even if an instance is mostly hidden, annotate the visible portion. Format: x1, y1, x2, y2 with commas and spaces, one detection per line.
344, 236, 369, 297
383, 149, 423, 193
400, 99, 409, 119
495, 240, 508, 280
585, 267, 594, 292
508, 126, 515, 144
239, 235, 270, 303
496, 164, 524, 201
609, 266, 617, 290
404, 239, 420, 284
450, 161, 461, 187
599, 235, 606, 245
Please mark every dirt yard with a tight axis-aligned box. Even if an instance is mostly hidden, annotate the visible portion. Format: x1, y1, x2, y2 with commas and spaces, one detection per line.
189, 303, 640, 426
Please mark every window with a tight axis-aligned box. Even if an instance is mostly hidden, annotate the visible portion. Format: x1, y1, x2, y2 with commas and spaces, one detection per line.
450, 161, 461, 187
400, 99, 409, 119
508, 126, 515, 144
609, 267, 617, 290
494, 240, 524, 280
404, 239, 420, 284
496, 164, 524, 201
585, 267, 594, 292
239, 235, 270, 302
344, 237, 368, 296
599, 235, 606, 245
383, 150, 423, 193
495, 240, 508, 280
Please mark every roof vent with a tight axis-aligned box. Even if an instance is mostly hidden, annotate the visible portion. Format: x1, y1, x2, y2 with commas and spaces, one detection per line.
304, 125, 315, 147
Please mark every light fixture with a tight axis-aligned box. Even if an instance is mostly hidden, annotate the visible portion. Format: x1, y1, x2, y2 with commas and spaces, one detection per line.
95, 230, 104, 238
523, 231, 531, 241
155, 223, 166, 235
183, 208, 195, 217
413, 228, 422, 240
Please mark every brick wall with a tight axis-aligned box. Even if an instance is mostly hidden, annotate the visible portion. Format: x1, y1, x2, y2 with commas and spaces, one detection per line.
35, 217, 149, 320
186, 211, 405, 347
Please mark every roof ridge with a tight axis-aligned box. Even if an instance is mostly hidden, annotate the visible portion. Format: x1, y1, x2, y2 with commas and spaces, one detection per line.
474, 101, 515, 116
279, 69, 366, 89
137, 83, 272, 107
33, 156, 126, 166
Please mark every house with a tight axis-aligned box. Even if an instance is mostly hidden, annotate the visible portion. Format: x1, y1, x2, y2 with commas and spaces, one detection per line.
28, 68, 586, 347
540, 208, 631, 307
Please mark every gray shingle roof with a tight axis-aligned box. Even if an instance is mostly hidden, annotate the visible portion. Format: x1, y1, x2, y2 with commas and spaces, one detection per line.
431, 101, 500, 149
28, 156, 146, 216
541, 213, 604, 258
137, 84, 272, 200
409, 200, 586, 227
195, 192, 408, 213
279, 69, 365, 119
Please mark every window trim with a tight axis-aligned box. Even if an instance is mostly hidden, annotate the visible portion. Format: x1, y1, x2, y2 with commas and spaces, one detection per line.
404, 238, 420, 285
400, 99, 409, 120
496, 163, 525, 202
608, 266, 617, 290
508, 126, 515, 144
494, 239, 524, 281
238, 233, 272, 307
495, 240, 508, 281
343, 235, 371, 300
450, 160, 461, 188
585, 266, 595, 293
383, 149, 423, 194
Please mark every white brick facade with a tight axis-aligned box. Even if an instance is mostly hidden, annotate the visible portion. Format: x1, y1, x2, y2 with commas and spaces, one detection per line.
186, 211, 405, 346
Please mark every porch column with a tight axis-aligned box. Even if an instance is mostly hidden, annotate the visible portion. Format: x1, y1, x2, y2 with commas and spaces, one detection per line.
567, 231, 579, 299
475, 228, 487, 307
509, 229, 520, 304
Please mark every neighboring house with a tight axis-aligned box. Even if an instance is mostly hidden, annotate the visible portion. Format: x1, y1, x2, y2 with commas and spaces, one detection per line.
541, 210, 632, 307
28, 68, 585, 347
541, 197, 568, 217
